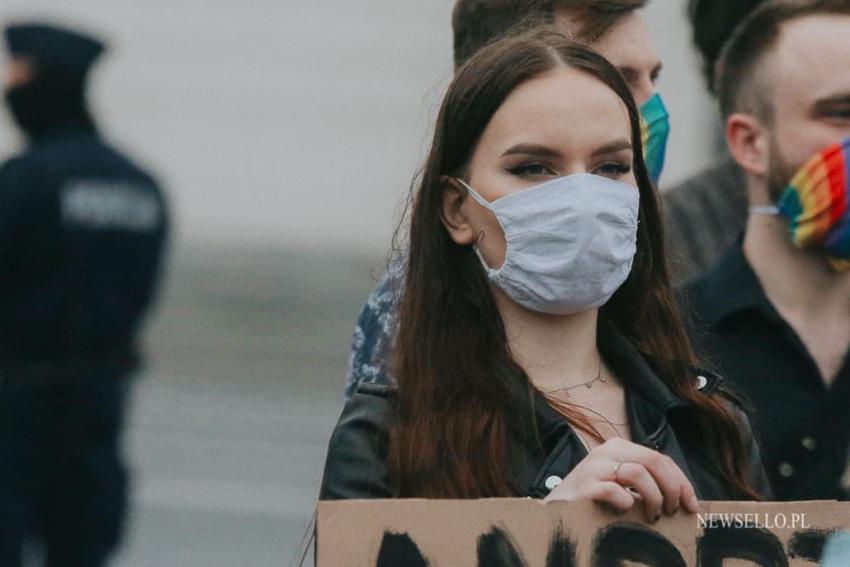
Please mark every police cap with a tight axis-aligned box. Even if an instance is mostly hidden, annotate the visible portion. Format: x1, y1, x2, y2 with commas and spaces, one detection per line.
4, 22, 105, 76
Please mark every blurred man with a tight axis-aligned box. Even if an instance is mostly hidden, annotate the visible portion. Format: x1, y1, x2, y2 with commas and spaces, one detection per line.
346, 0, 669, 399
663, 0, 766, 280
684, 0, 850, 501
0, 22, 169, 565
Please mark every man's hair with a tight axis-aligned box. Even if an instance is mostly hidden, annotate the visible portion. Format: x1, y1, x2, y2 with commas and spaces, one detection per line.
687, 0, 767, 92
715, 0, 850, 121
451, 0, 647, 68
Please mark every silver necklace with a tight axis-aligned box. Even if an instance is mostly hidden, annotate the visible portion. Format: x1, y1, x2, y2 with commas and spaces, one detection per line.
575, 403, 630, 429
555, 401, 629, 451
540, 355, 605, 397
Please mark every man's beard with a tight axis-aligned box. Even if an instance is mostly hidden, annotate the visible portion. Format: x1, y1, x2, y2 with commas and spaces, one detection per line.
766, 133, 797, 203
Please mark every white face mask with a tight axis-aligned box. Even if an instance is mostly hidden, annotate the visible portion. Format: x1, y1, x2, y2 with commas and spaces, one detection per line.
456, 173, 640, 315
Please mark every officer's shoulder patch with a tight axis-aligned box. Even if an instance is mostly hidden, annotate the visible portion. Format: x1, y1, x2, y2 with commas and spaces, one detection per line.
60, 179, 162, 233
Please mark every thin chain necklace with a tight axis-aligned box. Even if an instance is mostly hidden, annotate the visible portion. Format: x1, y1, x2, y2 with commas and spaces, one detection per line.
549, 400, 630, 451
540, 355, 605, 397
547, 397, 629, 452
573, 402, 630, 429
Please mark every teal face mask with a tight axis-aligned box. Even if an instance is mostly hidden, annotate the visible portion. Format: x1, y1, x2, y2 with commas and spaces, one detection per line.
639, 93, 670, 184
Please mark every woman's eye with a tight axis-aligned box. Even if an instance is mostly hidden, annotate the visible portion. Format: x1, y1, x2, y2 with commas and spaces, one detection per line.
595, 162, 632, 178
507, 163, 557, 177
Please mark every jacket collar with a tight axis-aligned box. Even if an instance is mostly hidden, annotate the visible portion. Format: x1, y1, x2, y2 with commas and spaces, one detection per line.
686, 241, 782, 329
30, 121, 99, 147
521, 321, 706, 454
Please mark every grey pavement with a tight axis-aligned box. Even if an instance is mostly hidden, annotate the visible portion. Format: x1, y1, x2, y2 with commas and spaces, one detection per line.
112, 244, 381, 566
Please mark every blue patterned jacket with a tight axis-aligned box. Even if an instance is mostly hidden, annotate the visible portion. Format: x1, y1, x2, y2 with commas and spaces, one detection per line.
344, 264, 402, 399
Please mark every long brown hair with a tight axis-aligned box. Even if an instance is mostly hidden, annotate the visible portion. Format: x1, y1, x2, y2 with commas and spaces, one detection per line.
389, 30, 758, 499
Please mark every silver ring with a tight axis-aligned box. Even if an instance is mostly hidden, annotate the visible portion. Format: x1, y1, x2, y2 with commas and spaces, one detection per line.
613, 459, 625, 479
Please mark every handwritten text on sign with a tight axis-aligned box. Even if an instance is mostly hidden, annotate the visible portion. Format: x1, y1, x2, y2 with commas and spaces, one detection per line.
317, 499, 850, 566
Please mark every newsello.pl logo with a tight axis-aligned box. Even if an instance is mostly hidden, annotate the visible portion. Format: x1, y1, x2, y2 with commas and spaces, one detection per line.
698, 512, 812, 530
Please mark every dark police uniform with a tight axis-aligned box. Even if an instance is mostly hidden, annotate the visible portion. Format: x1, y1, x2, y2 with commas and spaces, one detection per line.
0, 24, 168, 566
682, 243, 850, 501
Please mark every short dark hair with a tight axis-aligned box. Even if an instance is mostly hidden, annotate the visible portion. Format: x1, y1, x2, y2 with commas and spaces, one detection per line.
687, 0, 767, 92
715, 0, 850, 120
451, 0, 648, 68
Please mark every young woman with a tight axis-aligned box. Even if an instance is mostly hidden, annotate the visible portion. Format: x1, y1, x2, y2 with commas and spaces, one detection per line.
320, 30, 770, 520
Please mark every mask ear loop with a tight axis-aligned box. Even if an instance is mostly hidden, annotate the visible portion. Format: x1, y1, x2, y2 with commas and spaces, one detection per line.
750, 205, 780, 215
471, 233, 491, 268
452, 177, 494, 210
441, 175, 494, 270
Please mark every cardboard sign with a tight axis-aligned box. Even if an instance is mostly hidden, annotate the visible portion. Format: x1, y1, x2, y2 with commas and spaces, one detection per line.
317, 499, 850, 566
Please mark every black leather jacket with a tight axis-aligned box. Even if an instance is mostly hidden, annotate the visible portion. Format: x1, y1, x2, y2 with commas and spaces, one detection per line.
320, 327, 772, 501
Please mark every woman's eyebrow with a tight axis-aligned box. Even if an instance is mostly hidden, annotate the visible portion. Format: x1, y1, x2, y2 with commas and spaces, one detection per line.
501, 143, 561, 158
591, 139, 632, 157
502, 140, 632, 158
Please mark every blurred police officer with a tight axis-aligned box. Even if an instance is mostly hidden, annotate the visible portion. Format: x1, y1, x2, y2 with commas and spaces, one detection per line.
0, 22, 168, 566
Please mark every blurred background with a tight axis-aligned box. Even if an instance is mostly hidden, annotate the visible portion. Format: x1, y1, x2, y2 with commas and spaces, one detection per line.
0, 1, 716, 564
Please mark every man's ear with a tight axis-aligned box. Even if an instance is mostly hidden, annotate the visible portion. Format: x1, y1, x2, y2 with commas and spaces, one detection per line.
726, 112, 770, 177
439, 176, 476, 246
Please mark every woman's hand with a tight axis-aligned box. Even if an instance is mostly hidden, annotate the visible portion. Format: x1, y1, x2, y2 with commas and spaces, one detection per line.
544, 438, 700, 522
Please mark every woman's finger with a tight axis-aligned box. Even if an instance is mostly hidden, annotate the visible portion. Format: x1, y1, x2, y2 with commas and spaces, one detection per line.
656, 455, 684, 515
652, 452, 699, 514
612, 462, 664, 522
584, 481, 636, 512
663, 454, 700, 513
597, 440, 691, 517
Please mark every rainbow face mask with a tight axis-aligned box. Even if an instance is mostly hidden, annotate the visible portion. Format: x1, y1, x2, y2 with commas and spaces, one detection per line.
639, 93, 670, 184
775, 137, 850, 271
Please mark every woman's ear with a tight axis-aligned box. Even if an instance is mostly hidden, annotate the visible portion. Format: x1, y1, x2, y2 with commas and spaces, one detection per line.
439, 177, 476, 246
726, 112, 769, 177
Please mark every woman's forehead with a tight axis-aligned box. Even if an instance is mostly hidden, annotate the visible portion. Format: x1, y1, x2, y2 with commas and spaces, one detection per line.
479, 68, 631, 155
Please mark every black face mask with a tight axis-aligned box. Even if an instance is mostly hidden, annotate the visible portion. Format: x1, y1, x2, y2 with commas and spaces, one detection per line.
3, 74, 93, 140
